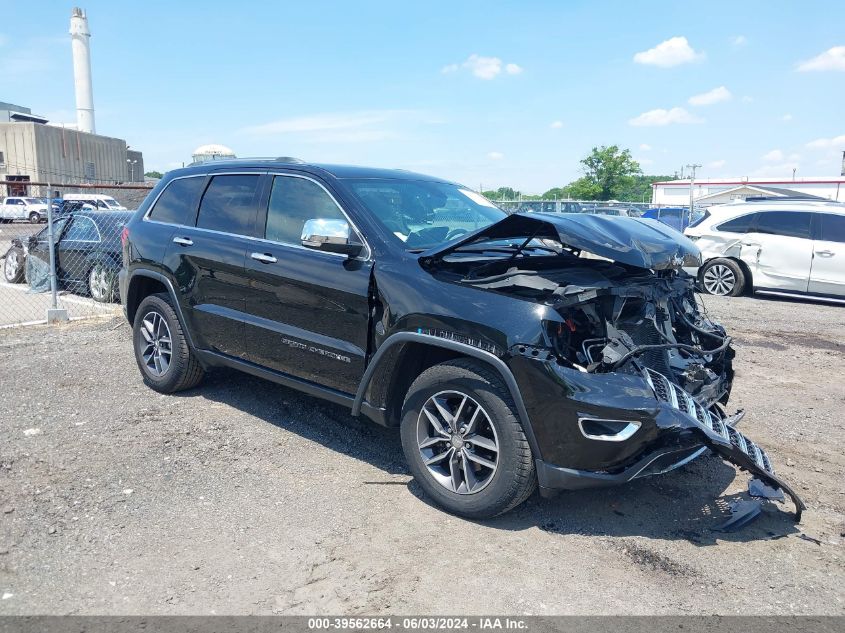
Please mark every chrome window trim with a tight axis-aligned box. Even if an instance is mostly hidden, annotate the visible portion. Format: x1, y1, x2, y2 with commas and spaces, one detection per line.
142, 171, 372, 261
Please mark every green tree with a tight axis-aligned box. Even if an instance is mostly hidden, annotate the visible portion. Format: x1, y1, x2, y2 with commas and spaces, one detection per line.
615, 174, 675, 203
577, 145, 641, 201
144, 170, 163, 179
565, 177, 602, 200
541, 187, 569, 199
482, 186, 521, 201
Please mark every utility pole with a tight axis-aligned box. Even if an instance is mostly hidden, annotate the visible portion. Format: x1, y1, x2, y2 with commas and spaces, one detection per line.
686, 163, 701, 226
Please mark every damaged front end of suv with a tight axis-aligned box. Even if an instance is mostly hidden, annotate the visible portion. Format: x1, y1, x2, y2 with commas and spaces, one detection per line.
421, 213, 805, 519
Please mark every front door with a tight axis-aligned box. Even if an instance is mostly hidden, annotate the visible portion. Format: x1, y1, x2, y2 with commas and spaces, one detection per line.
809, 212, 845, 297
242, 173, 373, 394
56, 214, 100, 286
738, 210, 814, 292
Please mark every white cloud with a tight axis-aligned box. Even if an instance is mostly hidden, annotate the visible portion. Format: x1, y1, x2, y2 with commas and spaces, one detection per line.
731, 35, 748, 47
806, 134, 845, 149
633, 36, 704, 67
487, 151, 504, 160
762, 149, 784, 162
781, 113, 793, 122
708, 159, 726, 169
797, 46, 845, 72
550, 121, 563, 129
629, 107, 703, 127
688, 86, 732, 106
442, 54, 523, 80
752, 162, 801, 177
639, 143, 652, 151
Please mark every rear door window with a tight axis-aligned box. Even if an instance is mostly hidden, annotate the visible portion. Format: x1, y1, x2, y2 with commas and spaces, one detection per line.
716, 213, 757, 233
753, 211, 812, 239
817, 213, 845, 243
149, 176, 205, 225
196, 174, 261, 236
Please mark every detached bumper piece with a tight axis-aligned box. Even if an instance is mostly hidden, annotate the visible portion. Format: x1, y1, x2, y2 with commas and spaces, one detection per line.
645, 369, 806, 521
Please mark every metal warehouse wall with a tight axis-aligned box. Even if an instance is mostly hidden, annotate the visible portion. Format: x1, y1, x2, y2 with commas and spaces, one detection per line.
0, 123, 39, 180
33, 123, 128, 184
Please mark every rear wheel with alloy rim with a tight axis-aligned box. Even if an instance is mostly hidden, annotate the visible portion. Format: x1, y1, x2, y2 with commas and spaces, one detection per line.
400, 358, 536, 518
88, 264, 117, 303
132, 293, 205, 393
3, 248, 25, 283
700, 258, 745, 296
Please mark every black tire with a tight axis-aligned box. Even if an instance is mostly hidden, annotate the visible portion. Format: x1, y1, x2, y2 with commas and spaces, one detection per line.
3, 247, 26, 283
88, 263, 118, 303
132, 293, 205, 393
400, 358, 536, 519
700, 258, 746, 297
28, 212, 40, 224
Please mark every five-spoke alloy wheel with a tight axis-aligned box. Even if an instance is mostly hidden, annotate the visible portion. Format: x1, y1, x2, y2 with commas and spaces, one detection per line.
138, 310, 173, 377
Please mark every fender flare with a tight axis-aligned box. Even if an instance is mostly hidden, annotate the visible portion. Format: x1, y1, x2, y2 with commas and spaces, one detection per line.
126, 269, 197, 350
352, 332, 542, 459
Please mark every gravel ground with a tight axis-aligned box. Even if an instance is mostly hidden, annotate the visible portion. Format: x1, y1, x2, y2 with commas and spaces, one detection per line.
0, 294, 843, 615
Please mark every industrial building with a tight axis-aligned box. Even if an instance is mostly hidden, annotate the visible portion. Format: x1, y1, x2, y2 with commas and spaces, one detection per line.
652, 161, 845, 206
0, 8, 144, 198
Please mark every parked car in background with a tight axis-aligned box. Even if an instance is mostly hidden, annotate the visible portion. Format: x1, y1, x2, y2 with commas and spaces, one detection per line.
3, 210, 131, 302
588, 206, 633, 217
683, 199, 845, 300
117, 159, 803, 520
642, 207, 705, 232
62, 193, 128, 211
0, 196, 49, 223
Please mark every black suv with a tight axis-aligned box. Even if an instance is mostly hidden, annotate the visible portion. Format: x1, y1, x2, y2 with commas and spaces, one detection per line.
119, 159, 804, 519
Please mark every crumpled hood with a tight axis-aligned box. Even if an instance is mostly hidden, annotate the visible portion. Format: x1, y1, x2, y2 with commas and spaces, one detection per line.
422, 212, 702, 270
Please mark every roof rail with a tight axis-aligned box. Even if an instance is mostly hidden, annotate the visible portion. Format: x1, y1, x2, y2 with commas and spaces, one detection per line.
187, 156, 306, 167
743, 195, 833, 202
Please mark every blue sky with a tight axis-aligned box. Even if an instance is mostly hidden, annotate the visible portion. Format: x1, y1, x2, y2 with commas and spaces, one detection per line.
2, 0, 844, 192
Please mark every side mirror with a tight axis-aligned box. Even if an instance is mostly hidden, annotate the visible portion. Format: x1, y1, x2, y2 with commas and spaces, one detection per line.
301, 218, 363, 257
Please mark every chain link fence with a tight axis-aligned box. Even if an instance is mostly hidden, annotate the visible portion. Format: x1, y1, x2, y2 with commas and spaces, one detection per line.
0, 183, 152, 328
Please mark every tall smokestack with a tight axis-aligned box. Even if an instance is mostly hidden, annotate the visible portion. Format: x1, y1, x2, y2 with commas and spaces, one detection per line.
69, 7, 95, 134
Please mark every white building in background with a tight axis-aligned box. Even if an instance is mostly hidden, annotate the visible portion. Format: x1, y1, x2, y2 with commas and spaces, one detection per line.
652, 175, 845, 207
191, 144, 236, 164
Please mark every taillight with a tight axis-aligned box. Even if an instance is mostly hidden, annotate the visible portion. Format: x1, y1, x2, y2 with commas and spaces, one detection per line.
121, 226, 129, 247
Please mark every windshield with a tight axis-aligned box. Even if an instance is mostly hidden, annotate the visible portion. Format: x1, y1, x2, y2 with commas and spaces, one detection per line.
344, 179, 506, 250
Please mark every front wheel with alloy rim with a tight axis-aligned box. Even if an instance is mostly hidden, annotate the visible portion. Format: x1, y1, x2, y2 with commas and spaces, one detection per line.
132, 293, 205, 393
400, 358, 536, 519
700, 258, 746, 296
28, 212, 41, 224
3, 248, 25, 283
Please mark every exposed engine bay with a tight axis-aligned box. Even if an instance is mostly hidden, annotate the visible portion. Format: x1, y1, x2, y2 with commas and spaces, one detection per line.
441, 253, 733, 408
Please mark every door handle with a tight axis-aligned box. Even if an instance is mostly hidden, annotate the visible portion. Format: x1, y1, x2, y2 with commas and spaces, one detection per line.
172, 236, 193, 247
815, 250, 835, 257
251, 252, 277, 264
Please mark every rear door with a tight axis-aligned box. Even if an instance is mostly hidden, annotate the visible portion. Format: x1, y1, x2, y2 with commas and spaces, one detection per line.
56, 215, 101, 284
739, 211, 814, 292
242, 172, 373, 394
808, 213, 845, 297
161, 172, 264, 359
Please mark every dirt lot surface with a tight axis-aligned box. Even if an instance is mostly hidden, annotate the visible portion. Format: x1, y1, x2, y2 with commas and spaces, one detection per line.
0, 294, 843, 615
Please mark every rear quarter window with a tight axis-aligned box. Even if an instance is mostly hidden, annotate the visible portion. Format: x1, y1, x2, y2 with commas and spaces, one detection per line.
148, 176, 205, 225
716, 212, 757, 234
